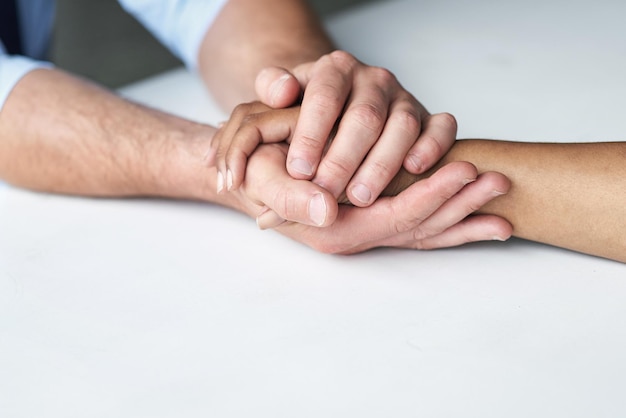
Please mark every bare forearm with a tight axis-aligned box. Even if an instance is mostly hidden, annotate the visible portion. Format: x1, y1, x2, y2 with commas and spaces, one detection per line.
198, 0, 334, 109
0, 69, 217, 201
388, 140, 626, 262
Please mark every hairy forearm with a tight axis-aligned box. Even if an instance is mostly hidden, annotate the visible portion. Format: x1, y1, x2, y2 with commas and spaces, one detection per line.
198, 0, 335, 109
0, 69, 217, 201
386, 140, 626, 262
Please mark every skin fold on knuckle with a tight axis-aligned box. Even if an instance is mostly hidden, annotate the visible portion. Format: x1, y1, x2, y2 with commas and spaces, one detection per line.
418, 133, 446, 162
270, 188, 299, 222
307, 86, 345, 119
369, 66, 398, 89
433, 112, 458, 133
348, 102, 386, 133
391, 108, 421, 139
326, 50, 358, 74
319, 154, 355, 181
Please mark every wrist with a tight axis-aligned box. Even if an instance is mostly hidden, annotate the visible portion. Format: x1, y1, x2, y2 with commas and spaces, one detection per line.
140, 110, 218, 201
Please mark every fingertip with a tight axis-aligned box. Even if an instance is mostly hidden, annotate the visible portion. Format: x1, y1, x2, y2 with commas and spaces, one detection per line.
255, 67, 301, 108
434, 160, 478, 185
256, 208, 286, 230
347, 183, 374, 207
287, 157, 315, 179
489, 216, 514, 241
403, 153, 424, 174
478, 171, 512, 196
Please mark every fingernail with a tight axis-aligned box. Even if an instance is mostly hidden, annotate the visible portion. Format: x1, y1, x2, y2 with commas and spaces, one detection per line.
270, 73, 291, 106
350, 183, 371, 205
216, 171, 224, 193
492, 236, 507, 241
463, 177, 476, 185
407, 154, 423, 172
492, 190, 506, 196
308, 193, 327, 226
226, 169, 233, 191
290, 158, 314, 176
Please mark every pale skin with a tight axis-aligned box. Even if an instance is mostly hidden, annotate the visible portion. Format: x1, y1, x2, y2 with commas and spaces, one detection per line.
0, 0, 513, 251
213, 103, 626, 263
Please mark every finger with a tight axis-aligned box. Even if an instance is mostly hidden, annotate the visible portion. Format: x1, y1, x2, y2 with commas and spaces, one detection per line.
275, 161, 479, 254
371, 171, 512, 248
256, 207, 286, 230
344, 93, 422, 206
287, 51, 357, 179
244, 144, 338, 227
213, 102, 270, 192
312, 67, 395, 198
414, 171, 511, 238
212, 117, 243, 193
414, 215, 513, 249
255, 67, 302, 108
226, 107, 301, 191
404, 112, 458, 174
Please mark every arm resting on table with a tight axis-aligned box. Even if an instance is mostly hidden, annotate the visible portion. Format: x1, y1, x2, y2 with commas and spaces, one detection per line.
384, 140, 626, 262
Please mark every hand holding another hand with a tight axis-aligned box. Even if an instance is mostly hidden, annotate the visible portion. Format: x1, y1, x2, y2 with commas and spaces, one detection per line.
255, 51, 460, 207
224, 141, 512, 254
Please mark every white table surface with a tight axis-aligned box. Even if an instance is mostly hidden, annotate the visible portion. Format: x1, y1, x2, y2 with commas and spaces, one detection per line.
1, 1, 625, 417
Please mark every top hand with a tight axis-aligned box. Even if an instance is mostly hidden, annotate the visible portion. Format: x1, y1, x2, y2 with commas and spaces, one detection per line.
254, 50, 458, 207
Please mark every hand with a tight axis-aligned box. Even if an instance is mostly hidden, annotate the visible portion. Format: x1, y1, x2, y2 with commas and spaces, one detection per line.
209, 102, 300, 193
255, 50, 458, 207
227, 143, 513, 253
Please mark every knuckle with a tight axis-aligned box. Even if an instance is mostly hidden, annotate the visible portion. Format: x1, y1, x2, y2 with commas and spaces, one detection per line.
310, 87, 344, 113
240, 113, 259, 127
465, 200, 482, 214
411, 224, 438, 243
434, 112, 458, 133
370, 66, 397, 86
296, 132, 326, 151
421, 134, 445, 158
320, 155, 354, 179
349, 102, 385, 131
391, 109, 421, 137
272, 189, 297, 220
327, 50, 358, 70
366, 158, 396, 181
232, 102, 252, 117
391, 206, 425, 236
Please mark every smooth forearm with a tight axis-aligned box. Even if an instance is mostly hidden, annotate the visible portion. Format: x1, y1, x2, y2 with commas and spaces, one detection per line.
198, 0, 334, 109
387, 140, 626, 262
0, 69, 217, 201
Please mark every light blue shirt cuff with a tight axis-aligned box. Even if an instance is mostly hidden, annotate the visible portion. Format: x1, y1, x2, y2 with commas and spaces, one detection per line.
117, 0, 229, 70
0, 51, 53, 112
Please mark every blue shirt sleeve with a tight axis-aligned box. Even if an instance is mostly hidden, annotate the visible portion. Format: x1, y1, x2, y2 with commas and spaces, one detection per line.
1, 0, 227, 111
117, 0, 229, 70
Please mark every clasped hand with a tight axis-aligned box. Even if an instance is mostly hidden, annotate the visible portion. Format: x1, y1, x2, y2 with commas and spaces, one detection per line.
207, 51, 512, 254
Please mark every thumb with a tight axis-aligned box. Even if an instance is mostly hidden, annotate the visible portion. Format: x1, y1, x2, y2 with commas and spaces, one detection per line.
255, 66, 302, 108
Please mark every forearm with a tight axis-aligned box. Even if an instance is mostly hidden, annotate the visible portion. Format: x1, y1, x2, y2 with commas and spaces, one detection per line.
198, 0, 335, 109
0, 68, 217, 201
388, 140, 626, 262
